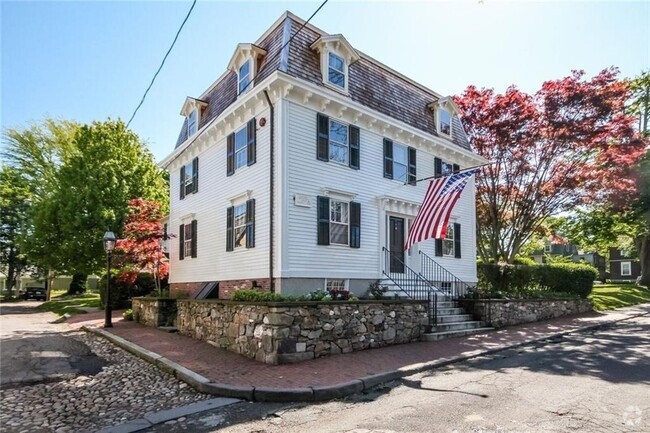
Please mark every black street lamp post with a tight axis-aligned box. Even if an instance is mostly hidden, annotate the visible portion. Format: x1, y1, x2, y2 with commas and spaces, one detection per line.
103, 230, 116, 328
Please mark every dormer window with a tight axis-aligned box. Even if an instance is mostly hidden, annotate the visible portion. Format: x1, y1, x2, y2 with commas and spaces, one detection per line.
328, 53, 345, 89
188, 109, 198, 136
438, 108, 451, 136
311, 35, 359, 95
227, 43, 267, 98
238, 60, 251, 95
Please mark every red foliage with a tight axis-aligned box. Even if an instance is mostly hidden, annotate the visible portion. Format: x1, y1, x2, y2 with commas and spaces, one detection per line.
455, 68, 647, 262
115, 198, 169, 280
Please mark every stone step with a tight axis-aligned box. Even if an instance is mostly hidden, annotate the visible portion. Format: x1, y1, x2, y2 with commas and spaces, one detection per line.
436, 314, 474, 323
422, 327, 494, 342
428, 321, 486, 333
433, 307, 466, 316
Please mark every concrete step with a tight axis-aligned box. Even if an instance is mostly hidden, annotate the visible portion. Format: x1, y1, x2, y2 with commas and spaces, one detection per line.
422, 327, 494, 342
428, 321, 486, 333
433, 307, 466, 316
436, 314, 474, 323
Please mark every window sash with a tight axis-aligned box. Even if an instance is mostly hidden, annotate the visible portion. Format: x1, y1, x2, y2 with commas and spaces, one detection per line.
184, 225, 193, 257
188, 110, 197, 135
392, 143, 408, 181
439, 109, 451, 135
234, 127, 248, 170
238, 61, 250, 94
233, 204, 247, 248
621, 262, 632, 276
326, 279, 347, 291
442, 225, 455, 257
184, 162, 193, 194
329, 120, 348, 164
330, 201, 349, 245
328, 53, 345, 88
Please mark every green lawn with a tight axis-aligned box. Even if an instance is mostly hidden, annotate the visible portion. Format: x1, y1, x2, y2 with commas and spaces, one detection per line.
38, 292, 101, 316
589, 283, 650, 311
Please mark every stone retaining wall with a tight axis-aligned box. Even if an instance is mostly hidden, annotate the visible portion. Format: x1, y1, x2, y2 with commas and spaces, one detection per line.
132, 298, 177, 327
460, 298, 593, 328
157, 299, 426, 364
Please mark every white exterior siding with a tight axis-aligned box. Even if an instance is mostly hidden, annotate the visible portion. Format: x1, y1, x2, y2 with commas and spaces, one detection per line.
283, 101, 478, 283
169, 107, 272, 284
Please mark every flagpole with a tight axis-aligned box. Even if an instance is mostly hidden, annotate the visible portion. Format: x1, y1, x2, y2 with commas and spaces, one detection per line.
407, 162, 492, 185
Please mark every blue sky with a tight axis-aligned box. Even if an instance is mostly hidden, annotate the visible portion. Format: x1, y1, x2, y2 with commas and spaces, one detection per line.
2, 1, 648, 162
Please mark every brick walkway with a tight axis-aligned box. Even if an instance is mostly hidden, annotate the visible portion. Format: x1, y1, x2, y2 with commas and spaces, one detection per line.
68, 305, 649, 390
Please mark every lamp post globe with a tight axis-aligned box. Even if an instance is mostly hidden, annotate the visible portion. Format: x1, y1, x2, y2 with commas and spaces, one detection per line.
103, 231, 116, 328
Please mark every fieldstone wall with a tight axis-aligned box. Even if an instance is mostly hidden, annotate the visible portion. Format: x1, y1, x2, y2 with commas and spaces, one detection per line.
132, 298, 177, 327
460, 298, 593, 328
175, 300, 427, 364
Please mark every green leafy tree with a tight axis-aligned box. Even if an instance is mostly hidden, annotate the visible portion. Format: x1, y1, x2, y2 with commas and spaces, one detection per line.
0, 166, 31, 295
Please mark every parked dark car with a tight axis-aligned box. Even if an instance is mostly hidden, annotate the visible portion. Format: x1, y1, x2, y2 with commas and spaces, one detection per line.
22, 287, 46, 301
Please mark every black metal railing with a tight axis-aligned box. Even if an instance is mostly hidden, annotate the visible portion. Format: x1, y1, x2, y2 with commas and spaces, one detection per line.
419, 251, 476, 301
381, 247, 437, 328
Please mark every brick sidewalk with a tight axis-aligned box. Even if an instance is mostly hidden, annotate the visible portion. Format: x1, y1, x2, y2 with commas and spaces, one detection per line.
69, 305, 649, 390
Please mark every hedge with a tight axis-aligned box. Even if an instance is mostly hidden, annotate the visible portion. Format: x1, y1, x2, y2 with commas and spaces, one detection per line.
478, 262, 598, 299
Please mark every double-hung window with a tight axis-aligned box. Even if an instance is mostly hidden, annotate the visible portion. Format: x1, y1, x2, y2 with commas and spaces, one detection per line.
621, 261, 632, 276
188, 109, 198, 136
238, 60, 250, 95
179, 157, 199, 199
328, 120, 348, 165
392, 144, 409, 182
235, 127, 248, 170
442, 225, 455, 257
183, 162, 194, 195
233, 204, 247, 249
328, 53, 346, 89
438, 108, 451, 136
184, 224, 193, 258
329, 200, 349, 245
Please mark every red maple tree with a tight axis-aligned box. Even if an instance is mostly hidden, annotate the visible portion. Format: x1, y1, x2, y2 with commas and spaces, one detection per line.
115, 198, 169, 291
455, 67, 646, 263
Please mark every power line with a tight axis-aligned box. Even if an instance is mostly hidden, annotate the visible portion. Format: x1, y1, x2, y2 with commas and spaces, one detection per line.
126, 0, 197, 128
239, 0, 330, 95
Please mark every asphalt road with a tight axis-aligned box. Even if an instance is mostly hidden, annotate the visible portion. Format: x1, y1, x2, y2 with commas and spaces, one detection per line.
0, 301, 106, 388
145, 313, 650, 433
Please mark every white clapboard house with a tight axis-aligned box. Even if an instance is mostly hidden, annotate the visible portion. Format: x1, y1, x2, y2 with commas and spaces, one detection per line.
160, 12, 488, 337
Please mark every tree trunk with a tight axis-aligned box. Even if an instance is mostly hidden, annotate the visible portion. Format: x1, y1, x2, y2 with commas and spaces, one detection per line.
638, 235, 650, 287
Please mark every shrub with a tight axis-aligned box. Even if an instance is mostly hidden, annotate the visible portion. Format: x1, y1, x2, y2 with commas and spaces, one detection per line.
122, 309, 134, 321
534, 263, 597, 299
231, 289, 284, 302
130, 273, 157, 298
98, 271, 132, 309
68, 273, 87, 295
368, 280, 389, 299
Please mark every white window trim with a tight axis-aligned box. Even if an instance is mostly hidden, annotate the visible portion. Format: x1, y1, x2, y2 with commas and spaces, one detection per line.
310, 35, 359, 96
233, 203, 247, 249
438, 108, 452, 138
328, 118, 349, 166
234, 124, 248, 171
544, 244, 552, 253
442, 224, 455, 257
187, 109, 198, 136
327, 52, 346, 90
183, 161, 194, 195
325, 278, 348, 291
621, 261, 632, 276
183, 224, 193, 259
238, 60, 251, 95
392, 142, 409, 183
227, 44, 267, 99
329, 199, 349, 246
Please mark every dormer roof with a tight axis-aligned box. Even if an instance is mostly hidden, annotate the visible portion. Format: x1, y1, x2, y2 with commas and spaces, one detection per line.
180, 97, 208, 117
427, 96, 461, 115
310, 34, 360, 64
227, 43, 268, 72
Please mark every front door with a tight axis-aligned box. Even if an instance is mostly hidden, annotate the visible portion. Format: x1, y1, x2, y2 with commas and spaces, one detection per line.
389, 216, 405, 273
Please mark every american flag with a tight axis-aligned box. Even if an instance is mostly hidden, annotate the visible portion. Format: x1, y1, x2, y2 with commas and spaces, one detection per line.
404, 169, 479, 251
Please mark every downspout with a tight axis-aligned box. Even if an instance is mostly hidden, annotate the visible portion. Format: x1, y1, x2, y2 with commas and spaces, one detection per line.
264, 90, 275, 293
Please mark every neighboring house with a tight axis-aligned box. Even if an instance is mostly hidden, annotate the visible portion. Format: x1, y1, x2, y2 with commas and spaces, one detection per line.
531, 234, 579, 264
609, 248, 641, 283
160, 11, 486, 299
572, 252, 606, 282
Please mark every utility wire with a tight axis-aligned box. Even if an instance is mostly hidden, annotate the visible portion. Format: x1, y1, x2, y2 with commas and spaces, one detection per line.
238, 0, 329, 95
126, 0, 197, 128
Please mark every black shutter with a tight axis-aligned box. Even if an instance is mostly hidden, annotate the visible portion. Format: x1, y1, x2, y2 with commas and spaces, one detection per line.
454, 222, 461, 258
192, 157, 199, 193
349, 202, 360, 248
227, 133, 235, 176
383, 138, 393, 179
435, 238, 443, 257
191, 220, 198, 258
226, 207, 234, 252
349, 125, 360, 170
245, 199, 255, 248
247, 118, 256, 166
180, 165, 186, 200
179, 224, 185, 260
408, 146, 416, 185
434, 157, 442, 177
317, 113, 329, 162
452, 163, 460, 174
317, 196, 330, 245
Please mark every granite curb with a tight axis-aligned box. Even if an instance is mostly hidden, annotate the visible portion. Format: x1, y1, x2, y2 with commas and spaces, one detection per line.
83, 308, 649, 407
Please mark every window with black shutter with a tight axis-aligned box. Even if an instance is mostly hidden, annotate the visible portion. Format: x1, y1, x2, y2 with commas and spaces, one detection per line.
383, 138, 393, 179
192, 157, 199, 193
384, 138, 415, 185
434, 157, 457, 178
349, 125, 360, 170
228, 119, 256, 176
316, 113, 359, 169
179, 166, 186, 200
247, 118, 256, 166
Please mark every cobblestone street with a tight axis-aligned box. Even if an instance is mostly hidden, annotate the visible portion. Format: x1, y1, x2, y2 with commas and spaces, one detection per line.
0, 302, 210, 433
